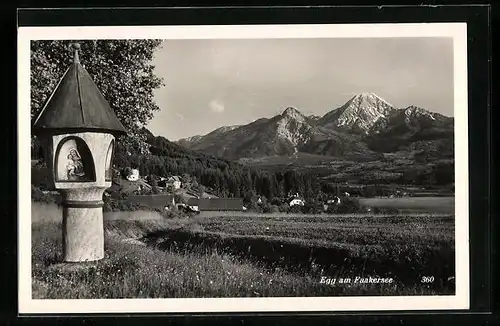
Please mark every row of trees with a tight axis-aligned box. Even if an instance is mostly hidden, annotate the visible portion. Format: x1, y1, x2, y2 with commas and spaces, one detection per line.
31, 40, 164, 155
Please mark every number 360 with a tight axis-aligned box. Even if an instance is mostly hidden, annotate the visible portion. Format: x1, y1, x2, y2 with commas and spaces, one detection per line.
421, 276, 434, 283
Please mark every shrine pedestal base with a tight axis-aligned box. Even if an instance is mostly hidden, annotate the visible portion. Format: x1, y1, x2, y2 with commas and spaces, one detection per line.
60, 187, 106, 262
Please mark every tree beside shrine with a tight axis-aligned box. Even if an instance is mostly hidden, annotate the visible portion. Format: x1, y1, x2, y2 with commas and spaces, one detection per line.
30, 40, 165, 156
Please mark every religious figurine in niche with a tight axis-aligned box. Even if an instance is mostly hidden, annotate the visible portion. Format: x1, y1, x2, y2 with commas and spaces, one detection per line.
66, 148, 85, 180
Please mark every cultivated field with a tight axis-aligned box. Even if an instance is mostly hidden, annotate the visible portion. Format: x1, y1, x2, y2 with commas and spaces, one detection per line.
31, 201, 455, 299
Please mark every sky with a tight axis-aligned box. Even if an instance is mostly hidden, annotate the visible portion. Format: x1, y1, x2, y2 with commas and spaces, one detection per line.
148, 37, 454, 141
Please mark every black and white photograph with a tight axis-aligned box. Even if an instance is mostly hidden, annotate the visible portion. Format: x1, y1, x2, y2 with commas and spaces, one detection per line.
18, 23, 469, 313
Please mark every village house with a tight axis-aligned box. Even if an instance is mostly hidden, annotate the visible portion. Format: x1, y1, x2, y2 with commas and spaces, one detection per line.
389, 190, 409, 198
158, 176, 182, 190
184, 197, 200, 212
288, 193, 305, 207
109, 176, 153, 195
126, 168, 140, 181
133, 180, 153, 195
327, 196, 341, 205
289, 198, 305, 207
323, 195, 344, 211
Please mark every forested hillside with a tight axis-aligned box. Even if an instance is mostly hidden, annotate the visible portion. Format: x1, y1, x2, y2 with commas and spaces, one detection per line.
114, 128, 324, 201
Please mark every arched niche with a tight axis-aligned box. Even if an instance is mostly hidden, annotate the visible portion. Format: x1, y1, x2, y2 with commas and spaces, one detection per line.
55, 136, 96, 182
105, 140, 114, 181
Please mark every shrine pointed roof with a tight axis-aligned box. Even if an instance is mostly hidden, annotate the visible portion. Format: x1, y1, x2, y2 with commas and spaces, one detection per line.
32, 43, 127, 136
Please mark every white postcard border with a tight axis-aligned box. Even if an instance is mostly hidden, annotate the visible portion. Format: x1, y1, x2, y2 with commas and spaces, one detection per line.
18, 22, 469, 314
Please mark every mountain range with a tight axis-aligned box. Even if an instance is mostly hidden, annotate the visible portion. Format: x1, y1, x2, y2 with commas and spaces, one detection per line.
176, 93, 454, 162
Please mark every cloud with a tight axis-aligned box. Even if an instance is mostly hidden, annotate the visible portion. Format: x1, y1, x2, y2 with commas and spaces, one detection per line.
176, 112, 185, 120
209, 99, 225, 113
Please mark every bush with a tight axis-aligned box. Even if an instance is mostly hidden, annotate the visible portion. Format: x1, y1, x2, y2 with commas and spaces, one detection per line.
121, 167, 132, 178
31, 166, 51, 190
327, 197, 366, 214
150, 179, 160, 194
279, 203, 290, 213
269, 205, 280, 213
288, 205, 302, 214
174, 194, 186, 205
160, 209, 184, 219
263, 204, 280, 213
166, 205, 199, 219
102, 196, 150, 212
31, 185, 58, 204
301, 202, 324, 214
270, 197, 282, 206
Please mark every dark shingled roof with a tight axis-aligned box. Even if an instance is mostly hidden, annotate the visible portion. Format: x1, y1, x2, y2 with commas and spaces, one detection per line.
187, 198, 200, 206
198, 198, 243, 211
32, 45, 126, 136
128, 194, 175, 210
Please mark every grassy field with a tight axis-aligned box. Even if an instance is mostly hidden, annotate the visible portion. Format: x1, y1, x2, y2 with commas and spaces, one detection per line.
359, 196, 454, 213
31, 202, 455, 299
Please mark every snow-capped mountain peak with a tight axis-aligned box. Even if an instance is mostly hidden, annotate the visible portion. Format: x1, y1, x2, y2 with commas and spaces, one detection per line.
281, 107, 307, 121
351, 92, 394, 107
318, 92, 396, 134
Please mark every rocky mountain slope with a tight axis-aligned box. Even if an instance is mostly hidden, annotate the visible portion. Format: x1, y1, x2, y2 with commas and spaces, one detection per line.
317, 93, 396, 134
176, 125, 241, 150
366, 105, 454, 153
177, 93, 454, 162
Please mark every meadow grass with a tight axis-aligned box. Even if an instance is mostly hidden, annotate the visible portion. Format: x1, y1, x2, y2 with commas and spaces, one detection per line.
31, 202, 454, 299
32, 221, 439, 299
142, 213, 455, 293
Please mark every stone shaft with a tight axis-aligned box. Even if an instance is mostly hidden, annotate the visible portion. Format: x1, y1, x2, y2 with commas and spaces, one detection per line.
63, 206, 104, 262
60, 187, 107, 262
